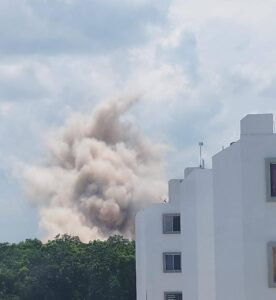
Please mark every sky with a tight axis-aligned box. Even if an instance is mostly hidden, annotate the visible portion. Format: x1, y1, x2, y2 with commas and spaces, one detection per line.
1, 0, 276, 242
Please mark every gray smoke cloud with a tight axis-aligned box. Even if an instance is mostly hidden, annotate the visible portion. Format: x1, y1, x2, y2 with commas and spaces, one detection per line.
23, 97, 167, 241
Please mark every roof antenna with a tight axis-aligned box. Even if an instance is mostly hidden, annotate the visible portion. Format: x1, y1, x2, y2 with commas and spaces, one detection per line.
198, 142, 204, 168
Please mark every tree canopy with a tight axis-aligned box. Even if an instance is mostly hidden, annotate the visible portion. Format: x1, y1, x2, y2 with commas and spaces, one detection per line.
0, 235, 136, 300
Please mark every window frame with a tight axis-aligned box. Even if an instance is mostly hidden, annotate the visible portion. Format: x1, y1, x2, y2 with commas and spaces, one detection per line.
268, 242, 276, 288
163, 213, 181, 234
265, 158, 276, 202
163, 252, 182, 273
164, 292, 182, 300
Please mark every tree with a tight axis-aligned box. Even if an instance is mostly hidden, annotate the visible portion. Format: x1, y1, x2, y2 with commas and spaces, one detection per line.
0, 235, 136, 300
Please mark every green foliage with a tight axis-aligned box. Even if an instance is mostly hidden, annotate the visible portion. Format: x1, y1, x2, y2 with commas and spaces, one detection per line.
0, 235, 136, 300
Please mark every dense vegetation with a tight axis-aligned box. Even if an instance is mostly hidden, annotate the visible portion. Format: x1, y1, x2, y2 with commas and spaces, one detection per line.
0, 235, 136, 300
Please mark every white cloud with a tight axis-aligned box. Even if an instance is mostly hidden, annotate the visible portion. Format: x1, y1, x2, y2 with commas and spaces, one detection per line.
0, 0, 169, 55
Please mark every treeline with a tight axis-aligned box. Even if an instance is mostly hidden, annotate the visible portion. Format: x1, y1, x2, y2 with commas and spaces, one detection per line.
0, 235, 136, 300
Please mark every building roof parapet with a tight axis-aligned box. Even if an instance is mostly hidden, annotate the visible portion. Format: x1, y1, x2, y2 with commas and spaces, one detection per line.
240, 113, 273, 136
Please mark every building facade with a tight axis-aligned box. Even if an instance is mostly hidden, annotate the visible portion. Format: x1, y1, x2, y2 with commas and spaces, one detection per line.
136, 114, 276, 300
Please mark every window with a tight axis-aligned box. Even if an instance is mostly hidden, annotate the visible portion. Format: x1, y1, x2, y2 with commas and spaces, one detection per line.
265, 158, 276, 202
268, 242, 276, 287
164, 292, 182, 300
163, 252, 181, 272
163, 214, 181, 233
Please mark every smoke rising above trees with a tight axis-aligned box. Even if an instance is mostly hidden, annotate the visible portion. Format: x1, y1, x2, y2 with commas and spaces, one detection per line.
23, 97, 167, 241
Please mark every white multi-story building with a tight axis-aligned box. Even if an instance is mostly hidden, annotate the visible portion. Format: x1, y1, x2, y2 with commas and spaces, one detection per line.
136, 114, 276, 300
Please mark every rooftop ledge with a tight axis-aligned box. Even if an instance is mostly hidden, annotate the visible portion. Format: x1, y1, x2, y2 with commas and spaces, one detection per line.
240, 113, 274, 135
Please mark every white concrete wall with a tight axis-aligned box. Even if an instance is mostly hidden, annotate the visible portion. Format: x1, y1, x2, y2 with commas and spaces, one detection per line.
136, 113, 276, 300
136, 201, 184, 300
241, 133, 276, 299
136, 169, 215, 300
213, 141, 246, 300
194, 170, 216, 300
213, 114, 276, 300
180, 168, 215, 300
136, 211, 147, 300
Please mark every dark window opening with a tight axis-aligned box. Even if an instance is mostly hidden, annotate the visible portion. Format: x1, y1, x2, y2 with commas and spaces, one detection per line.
174, 254, 181, 270
173, 216, 180, 231
273, 247, 276, 284
163, 214, 181, 233
165, 254, 173, 270
268, 242, 276, 287
270, 164, 276, 197
163, 253, 181, 272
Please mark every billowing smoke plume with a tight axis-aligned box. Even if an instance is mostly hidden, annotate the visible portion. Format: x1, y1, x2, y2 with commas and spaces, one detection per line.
24, 97, 167, 241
